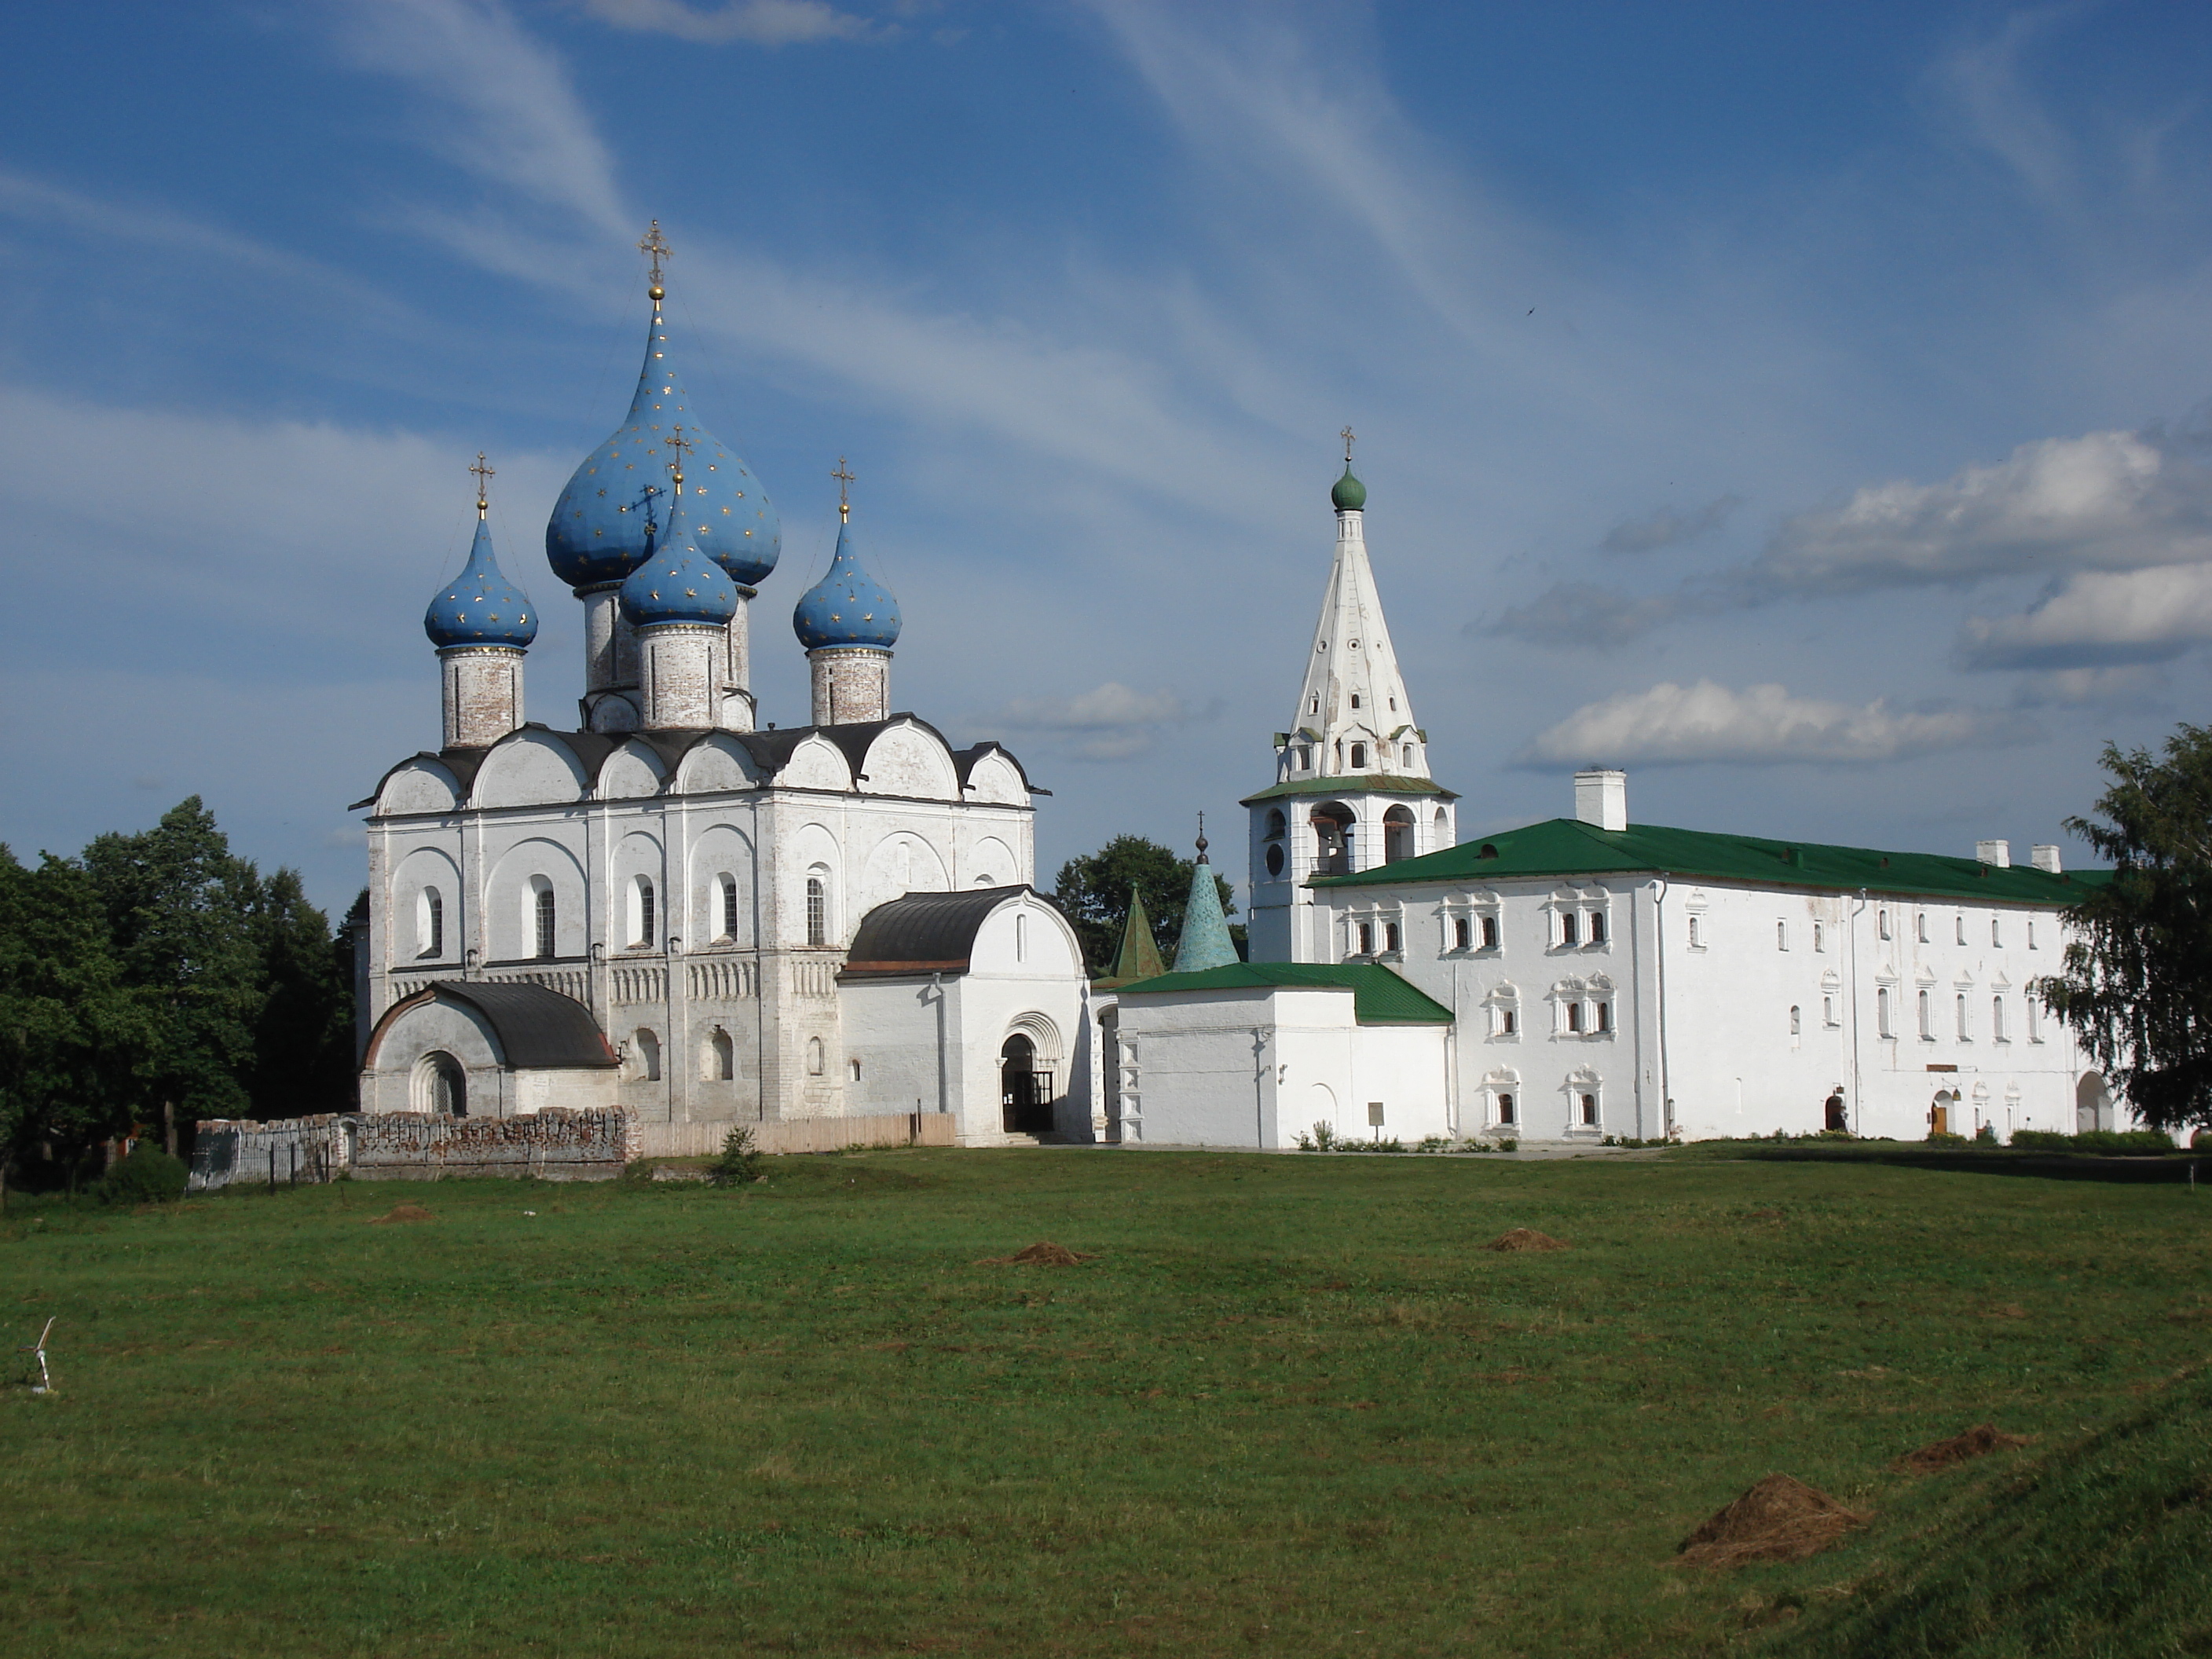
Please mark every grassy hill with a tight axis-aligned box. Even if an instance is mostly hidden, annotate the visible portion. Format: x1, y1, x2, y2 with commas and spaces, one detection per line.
0, 1148, 2207, 1656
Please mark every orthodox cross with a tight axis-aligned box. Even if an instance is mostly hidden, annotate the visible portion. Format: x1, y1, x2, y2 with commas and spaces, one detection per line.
665, 425, 694, 490
831, 455, 855, 520
639, 220, 671, 295
1196, 811, 1209, 860
1341, 425, 1356, 466
469, 452, 495, 516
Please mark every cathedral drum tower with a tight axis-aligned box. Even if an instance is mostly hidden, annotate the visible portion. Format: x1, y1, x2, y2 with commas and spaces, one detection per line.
1244, 437, 1459, 963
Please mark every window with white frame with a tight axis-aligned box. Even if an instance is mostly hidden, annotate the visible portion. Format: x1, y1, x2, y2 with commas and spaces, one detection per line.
1452, 916, 1471, 951
1567, 1068, 1602, 1129
1790, 1004, 1801, 1037
2026, 995, 2042, 1042
1878, 907, 1892, 940
1777, 920, 1789, 950
1560, 910, 1580, 947
1918, 988, 1933, 1039
417, 888, 444, 959
1956, 992, 1970, 1040
531, 878, 556, 960
1485, 1071, 1520, 1126
1917, 911, 1929, 943
1486, 983, 1521, 1039
1588, 907, 1608, 945
628, 875, 656, 950
805, 870, 830, 947
1956, 914, 1968, 946
1813, 921, 1825, 952
1687, 914, 1704, 950
1991, 995, 2007, 1042
1877, 984, 1895, 1038
718, 873, 740, 942
1383, 921, 1401, 954
1822, 994, 1837, 1027
1355, 921, 1374, 958
1992, 917, 2003, 947
1481, 914, 1500, 950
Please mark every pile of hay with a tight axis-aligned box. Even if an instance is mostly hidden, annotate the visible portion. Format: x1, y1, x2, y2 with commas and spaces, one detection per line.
1677, 1474, 1867, 1569
980, 1241, 1097, 1266
1895, 1423, 2034, 1474
368, 1203, 434, 1225
1486, 1228, 1569, 1252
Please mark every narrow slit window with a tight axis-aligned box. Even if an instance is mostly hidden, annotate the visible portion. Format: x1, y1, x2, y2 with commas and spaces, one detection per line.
806, 877, 826, 947
1588, 911, 1606, 945
720, 873, 739, 941
1481, 915, 1499, 950
1566, 1002, 1584, 1033
1384, 921, 1401, 954
1453, 917, 1470, 950
534, 885, 556, 960
422, 889, 442, 958
1560, 912, 1580, 947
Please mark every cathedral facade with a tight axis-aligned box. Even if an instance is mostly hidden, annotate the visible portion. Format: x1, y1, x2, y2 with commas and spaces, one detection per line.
353, 246, 1090, 1147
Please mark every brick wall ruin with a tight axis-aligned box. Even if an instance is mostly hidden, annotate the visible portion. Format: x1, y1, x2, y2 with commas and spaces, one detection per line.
189, 1108, 635, 1189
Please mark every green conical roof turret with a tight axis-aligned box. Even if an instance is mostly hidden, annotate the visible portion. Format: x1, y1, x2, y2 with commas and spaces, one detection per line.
1170, 824, 1240, 974
1095, 886, 1169, 989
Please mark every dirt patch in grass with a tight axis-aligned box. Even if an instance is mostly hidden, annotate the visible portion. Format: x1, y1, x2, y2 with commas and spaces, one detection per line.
980, 1241, 1097, 1266
367, 1203, 434, 1225
1676, 1474, 1867, 1568
1486, 1228, 1568, 1252
1895, 1423, 2034, 1474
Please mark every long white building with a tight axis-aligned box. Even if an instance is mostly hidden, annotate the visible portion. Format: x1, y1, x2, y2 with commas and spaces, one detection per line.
1108, 461, 2115, 1148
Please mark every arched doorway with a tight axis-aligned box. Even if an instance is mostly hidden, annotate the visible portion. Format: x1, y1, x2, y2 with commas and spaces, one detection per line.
1310, 802, 1355, 876
1382, 805, 1416, 863
2076, 1071, 2111, 1133
1929, 1088, 1956, 1137
1001, 1034, 1055, 1134
1824, 1090, 1848, 1132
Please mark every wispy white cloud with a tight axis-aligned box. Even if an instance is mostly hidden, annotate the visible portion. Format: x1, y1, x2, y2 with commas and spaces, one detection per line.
1745, 423, 2212, 597
1517, 679, 2039, 768
580, 0, 875, 45
1958, 562, 2212, 668
332, 0, 628, 236
979, 681, 1194, 762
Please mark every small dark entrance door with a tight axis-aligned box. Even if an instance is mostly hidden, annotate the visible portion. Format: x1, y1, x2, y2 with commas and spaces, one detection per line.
1824, 1093, 1847, 1132
1001, 1035, 1055, 1134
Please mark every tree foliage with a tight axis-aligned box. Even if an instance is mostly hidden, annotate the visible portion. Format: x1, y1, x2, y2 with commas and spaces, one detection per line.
1053, 834, 1238, 973
2040, 724, 2212, 1130
2, 798, 356, 1185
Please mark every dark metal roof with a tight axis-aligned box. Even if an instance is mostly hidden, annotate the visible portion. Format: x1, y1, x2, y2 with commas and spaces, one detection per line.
840, 885, 1031, 978
362, 980, 618, 1070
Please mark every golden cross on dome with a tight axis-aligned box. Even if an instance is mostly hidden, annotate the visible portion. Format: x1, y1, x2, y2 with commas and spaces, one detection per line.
469, 452, 495, 516
831, 455, 854, 520
666, 425, 694, 489
1341, 425, 1355, 466
639, 220, 671, 297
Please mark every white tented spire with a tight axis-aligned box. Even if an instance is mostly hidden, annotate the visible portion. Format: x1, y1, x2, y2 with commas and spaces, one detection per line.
1281, 478, 1427, 783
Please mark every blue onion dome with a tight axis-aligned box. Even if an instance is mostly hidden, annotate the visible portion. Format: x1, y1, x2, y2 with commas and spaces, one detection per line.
1331, 462, 1367, 512
793, 514, 901, 650
425, 513, 538, 649
545, 292, 780, 591
617, 490, 738, 629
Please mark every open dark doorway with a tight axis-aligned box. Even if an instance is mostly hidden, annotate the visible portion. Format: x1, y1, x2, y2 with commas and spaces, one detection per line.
1001, 1035, 1056, 1134
1310, 803, 1355, 877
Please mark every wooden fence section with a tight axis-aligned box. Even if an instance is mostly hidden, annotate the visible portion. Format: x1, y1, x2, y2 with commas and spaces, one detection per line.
632, 1111, 957, 1159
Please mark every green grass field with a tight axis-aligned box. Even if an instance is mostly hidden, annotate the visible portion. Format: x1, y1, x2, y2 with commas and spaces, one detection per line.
2, 1148, 2206, 1657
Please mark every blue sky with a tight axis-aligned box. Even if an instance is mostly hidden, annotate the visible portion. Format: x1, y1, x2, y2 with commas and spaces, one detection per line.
7, 0, 2212, 916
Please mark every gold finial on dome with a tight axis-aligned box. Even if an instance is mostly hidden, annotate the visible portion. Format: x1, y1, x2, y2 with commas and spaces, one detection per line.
666, 425, 694, 493
831, 455, 855, 522
639, 219, 671, 301
469, 451, 495, 518
1341, 424, 1355, 466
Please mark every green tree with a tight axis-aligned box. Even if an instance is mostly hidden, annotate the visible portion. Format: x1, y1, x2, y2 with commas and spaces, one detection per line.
82, 799, 268, 1142
2040, 723, 2212, 1131
246, 870, 356, 1119
0, 847, 152, 1185
1053, 834, 1238, 973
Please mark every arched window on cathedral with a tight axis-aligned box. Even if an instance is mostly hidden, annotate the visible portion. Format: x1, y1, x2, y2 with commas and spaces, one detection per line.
703, 1027, 733, 1081
719, 873, 739, 942
1877, 986, 1893, 1038
1789, 1005, 1801, 1037
1350, 693, 1361, 709
807, 1036, 826, 1076
418, 888, 442, 958
1403, 743, 1416, 767
1350, 742, 1367, 768
531, 878, 556, 960
1383, 921, 1401, 954
631, 876, 655, 950
1355, 921, 1374, 958
848, 1057, 862, 1082
1295, 745, 1311, 771
1309, 694, 1320, 716
805, 875, 827, 947
1918, 989, 1933, 1039
1454, 917, 1470, 950
633, 1028, 661, 1082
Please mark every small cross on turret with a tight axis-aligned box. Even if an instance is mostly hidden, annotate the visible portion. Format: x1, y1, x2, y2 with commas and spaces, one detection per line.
639, 219, 671, 300
831, 455, 855, 522
469, 452, 495, 518
665, 425, 694, 493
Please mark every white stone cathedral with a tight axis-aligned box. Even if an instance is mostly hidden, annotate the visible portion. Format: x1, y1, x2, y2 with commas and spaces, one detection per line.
353, 243, 1090, 1148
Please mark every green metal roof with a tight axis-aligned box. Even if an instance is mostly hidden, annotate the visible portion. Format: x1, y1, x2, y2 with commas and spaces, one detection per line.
1092, 885, 1167, 991
1241, 773, 1459, 804
1111, 961, 1454, 1024
1313, 815, 2105, 906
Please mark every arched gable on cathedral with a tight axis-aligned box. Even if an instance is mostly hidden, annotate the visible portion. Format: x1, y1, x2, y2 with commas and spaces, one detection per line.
776, 734, 855, 793
955, 745, 1031, 806
859, 723, 959, 800
596, 739, 666, 800
471, 731, 590, 808
676, 734, 763, 795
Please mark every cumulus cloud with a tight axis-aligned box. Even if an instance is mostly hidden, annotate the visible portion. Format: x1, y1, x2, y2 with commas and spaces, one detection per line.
1957, 562, 2212, 668
1473, 582, 1686, 648
980, 682, 1192, 762
1601, 493, 1741, 554
1516, 679, 2039, 768
1745, 423, 2212, 597
580, 0, 874, 45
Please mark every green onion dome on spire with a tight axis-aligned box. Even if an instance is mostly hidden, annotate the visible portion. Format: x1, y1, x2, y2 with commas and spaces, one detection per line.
545, 273, 779, 591
1331, 461, 1367, 512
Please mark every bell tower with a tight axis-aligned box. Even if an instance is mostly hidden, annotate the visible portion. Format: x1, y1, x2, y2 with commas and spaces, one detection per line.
1244, 434, 1458, 962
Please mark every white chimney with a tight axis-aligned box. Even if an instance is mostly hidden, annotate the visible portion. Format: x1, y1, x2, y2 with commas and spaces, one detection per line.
1976, 839, 2011, 868
1575, 768, 1628, 833
2030, 844, 2062, 873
